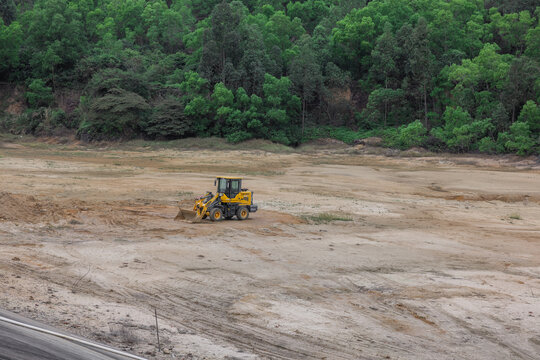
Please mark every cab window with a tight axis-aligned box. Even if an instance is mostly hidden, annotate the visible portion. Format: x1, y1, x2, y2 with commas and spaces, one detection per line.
218, 178, 227, 193
231, 179, 240, 194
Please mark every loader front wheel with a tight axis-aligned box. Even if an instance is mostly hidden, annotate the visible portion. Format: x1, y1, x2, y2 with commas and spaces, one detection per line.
210, 208, 223, 221
236, 206, 249, 220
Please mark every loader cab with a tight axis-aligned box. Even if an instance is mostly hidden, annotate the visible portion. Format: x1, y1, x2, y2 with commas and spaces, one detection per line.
215, 177, 242, 199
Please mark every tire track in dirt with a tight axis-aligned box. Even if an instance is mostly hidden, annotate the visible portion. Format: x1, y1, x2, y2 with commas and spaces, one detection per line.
127, 282, 364, 359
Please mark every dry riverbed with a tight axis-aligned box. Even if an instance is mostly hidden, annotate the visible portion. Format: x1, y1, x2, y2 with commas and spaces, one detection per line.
0, 140, 539, 359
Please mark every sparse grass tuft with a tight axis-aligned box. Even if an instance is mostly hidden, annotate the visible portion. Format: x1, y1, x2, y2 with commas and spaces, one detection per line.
508, 213, 522, 220
302, 212, 353, 224
108, 319, 139, 345
177, 191, 194, 198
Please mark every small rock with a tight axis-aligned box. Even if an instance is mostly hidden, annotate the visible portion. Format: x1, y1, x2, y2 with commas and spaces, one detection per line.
12, 257, 20, 261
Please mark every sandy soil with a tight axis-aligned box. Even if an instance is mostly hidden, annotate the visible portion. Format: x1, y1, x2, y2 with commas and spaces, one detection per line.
0, 141, 539, 359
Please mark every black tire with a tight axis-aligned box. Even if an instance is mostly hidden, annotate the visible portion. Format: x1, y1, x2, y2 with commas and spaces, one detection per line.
210, 207, 224, 221
236, 206, 249, 220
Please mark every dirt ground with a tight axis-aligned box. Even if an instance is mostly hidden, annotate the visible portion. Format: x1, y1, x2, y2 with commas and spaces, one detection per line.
0, 140, 539, 359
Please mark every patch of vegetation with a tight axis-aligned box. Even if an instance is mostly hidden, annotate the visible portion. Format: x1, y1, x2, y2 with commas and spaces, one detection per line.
177, 191, 194, 199
0, 0, 538, 154
302, 212, 353, 224
508, 213, 522, 220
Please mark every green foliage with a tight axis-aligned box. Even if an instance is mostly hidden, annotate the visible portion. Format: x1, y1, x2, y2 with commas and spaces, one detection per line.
478, 137, 496, 153
25, 79, 54, 108
0, 0, 17, 25
498, 121, 536, 155
78, 88, 150, 139
0, 19, 22, 74
303, 212, 353, 224
303, 126, 360, 144
518, 100, 540, 134
397, 120, 427, 149
432, 107, 495, 152
145, 97, 192, 139
0, 0, 538, 155
6, 108, 68, 135
362, 88, 405, 127
227, 130, 252, 144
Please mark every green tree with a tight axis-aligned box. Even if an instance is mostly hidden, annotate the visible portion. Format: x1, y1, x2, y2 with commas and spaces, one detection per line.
518, 100, 540, 134
498, 121, 536, 155
239, 25, 267, 95
524, 25, 540, 62
0, 0, 16, 25
362, 88, 405, 127
184, 96, 212, 134
370, 22, 399, 89
0, 19, 22, 76
403, 17, 434, 128
79, 88, 150, 139
262, 73, 300, 144
145, 97, 192, 138
432, 106, 494, 152
503, 56, 540, 122
199, 1, 244, 85
289, 35, 323, 136
25, 79, 54, 108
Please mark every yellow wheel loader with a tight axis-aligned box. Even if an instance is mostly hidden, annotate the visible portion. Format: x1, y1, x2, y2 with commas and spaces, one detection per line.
176, 177, 258, 222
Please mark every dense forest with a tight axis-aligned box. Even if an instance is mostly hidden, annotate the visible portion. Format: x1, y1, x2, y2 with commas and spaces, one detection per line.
0, 0, 539, 154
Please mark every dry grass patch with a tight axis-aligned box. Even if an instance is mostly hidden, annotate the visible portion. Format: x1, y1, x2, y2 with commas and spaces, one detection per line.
302, 212, 353, 224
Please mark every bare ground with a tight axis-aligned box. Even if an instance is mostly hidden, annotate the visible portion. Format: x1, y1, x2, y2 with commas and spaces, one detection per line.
0, 141, 539, 359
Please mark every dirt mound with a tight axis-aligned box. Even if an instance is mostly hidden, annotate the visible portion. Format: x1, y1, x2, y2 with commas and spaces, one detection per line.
0, 192, 68, 223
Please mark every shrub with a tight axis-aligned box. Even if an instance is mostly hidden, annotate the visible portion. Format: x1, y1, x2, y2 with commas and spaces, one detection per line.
226, 130, 252, 143
498, 121, 537, 155
269, 130, 291, 145
478, 137, 498, 153
6, 108, 67, 135
518, 100, 540, 134
396, 120, 427, 149
302, 126, 359, 144
25, 79, 54, 108
78, 88, 150, 140
432, 107, 494, 152
145, 97, 192, 139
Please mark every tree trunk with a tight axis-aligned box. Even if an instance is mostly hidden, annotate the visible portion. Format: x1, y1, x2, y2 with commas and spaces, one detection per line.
384, 76, 388, 126
384, 100, 387, 127
221, 49, 225, 84
423, 83, 428, 128
302, 98, 306, 138
51, 66, 55, 92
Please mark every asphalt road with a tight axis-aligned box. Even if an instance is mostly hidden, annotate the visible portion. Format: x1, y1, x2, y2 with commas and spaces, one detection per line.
0, 310, 137, 360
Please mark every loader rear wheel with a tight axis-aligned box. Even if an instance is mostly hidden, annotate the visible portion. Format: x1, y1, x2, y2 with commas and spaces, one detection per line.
236, 206, 249, 220
210, 208, 223, 221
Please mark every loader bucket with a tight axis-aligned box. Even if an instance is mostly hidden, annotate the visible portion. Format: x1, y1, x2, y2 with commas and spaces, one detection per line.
175, 208, 203, 223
